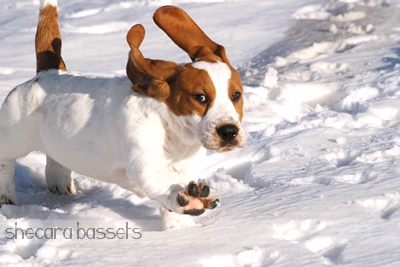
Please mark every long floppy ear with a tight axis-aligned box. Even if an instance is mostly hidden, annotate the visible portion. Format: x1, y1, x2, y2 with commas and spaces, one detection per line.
126, 24, 178, 101
153, 6, 230, 64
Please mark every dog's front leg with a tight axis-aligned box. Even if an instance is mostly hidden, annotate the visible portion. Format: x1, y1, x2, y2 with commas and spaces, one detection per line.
122, 141, 218, 229
157, 181, 220, 230
124, 161, 219, 216
120, 110, 219, 229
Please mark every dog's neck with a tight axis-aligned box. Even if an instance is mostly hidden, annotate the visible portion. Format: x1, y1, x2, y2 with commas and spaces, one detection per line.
160, 110, 206, 173
162, 108, 202, 147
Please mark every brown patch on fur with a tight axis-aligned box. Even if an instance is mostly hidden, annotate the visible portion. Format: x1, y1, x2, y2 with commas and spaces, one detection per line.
125, 6, 244, 121
126, 24, 178, 101
228, 67, 244, 121
36, 5, 66, 73
126, 25, 218, 117
166, 65, 216, 117
153, 6, 230, 64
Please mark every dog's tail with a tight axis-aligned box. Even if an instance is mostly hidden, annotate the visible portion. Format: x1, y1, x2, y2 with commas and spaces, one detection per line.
35, 0, 66, 74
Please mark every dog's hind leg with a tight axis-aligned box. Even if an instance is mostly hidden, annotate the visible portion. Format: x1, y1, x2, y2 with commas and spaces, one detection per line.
0, 160, 17, 206
0, 0, 70, 206
36, 0, 75, 195
0, 89, 39, 207
46, 156, 76, 194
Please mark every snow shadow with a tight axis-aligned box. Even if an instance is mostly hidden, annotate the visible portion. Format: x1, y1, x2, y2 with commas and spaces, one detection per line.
239, 1, 395, 87
375, 46, 400, 72
238, 3, 352, 86
8, 163, 162, 232
203, 144, 273, 183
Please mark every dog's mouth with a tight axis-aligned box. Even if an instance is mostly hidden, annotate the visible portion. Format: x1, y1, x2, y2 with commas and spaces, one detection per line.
215, 143, 238, 153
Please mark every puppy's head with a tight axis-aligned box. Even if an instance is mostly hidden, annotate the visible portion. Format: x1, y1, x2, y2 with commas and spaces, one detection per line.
126, 6, 246, 152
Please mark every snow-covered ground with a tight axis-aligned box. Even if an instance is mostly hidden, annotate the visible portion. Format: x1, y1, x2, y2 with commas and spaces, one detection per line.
1, 0, 400, 266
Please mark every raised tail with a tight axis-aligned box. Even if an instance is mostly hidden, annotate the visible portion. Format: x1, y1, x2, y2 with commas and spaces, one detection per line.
35, 0, 66, 74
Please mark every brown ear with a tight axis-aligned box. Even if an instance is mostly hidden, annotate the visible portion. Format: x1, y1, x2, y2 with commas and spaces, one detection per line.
153, 6, 230, 64
126, 24, 178, 101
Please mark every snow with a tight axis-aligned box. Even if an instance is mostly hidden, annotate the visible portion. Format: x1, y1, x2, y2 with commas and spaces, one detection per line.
1, 0, 400, 266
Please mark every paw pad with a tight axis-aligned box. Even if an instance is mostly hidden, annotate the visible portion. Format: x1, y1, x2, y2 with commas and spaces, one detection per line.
177, 181, 219, 216
177, 195, 189, 206
188, 182, 199, 197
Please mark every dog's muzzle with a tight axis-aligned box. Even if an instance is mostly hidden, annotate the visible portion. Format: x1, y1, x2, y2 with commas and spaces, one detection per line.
200, 120, 246, 152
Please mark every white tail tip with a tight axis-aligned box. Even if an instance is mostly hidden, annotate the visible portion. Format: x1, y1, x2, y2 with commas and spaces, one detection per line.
41, 0, 58, 8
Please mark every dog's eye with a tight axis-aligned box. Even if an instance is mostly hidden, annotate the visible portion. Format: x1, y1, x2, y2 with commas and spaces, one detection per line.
194, 94, 209, 104
231, 91, 241, 102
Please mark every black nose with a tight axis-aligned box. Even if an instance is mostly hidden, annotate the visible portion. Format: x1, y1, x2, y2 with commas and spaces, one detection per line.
217, 125, 238, 142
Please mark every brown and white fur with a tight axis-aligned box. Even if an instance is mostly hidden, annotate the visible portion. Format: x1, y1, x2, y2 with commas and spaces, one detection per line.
0, 0, 246, 229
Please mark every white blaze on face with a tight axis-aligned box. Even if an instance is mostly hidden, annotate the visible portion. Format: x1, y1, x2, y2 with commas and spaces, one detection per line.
191, 61, 239, 121
191, 61, 244, 151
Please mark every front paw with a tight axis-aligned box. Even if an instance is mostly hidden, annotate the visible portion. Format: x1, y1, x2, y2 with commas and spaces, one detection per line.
177, 181, 219, 216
